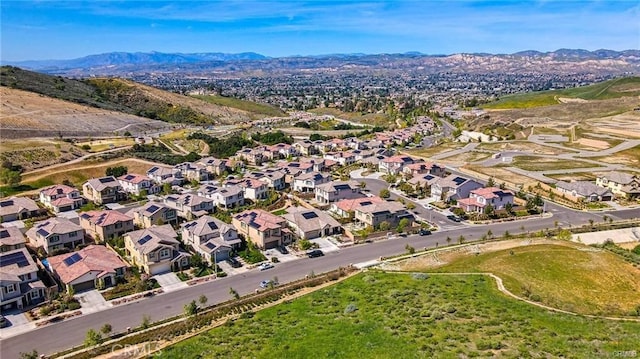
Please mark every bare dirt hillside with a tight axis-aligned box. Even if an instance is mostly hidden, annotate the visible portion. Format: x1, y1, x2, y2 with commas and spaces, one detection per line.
0, 87, 171, 138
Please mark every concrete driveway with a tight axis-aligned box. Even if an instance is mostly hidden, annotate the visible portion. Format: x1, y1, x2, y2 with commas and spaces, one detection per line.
152, 272, 188, 292
0, 309, 34, 339
76, 290, 112, 314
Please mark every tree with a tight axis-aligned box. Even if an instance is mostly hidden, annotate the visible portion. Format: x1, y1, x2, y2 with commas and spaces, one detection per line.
198, 294, 208, 307
588, 219, 594, 228
405, 244, 415, 254
84, 328, 103, 347
397, 218, 410, 233
486, 177, 495, 187
19, 350, 39, 359
406, 202, 416, 210
483, 204, 495, 217
184, 300, 198, 316
141, 314, 151, 329
190, 253, 206, 270
505, 202, 513, 215
162, 182, 172, 195
487, 229, 493, 239
100, 323, 112, 335
499, 182, 507, 190
557, 229, 572, 241
105, 166, 128, 177
446, 236, 452, 245
359, 181, 367, 190
0, 168, 21, 186
229, 287, 240, 300
123, 131, 132, 137
379, 189, 391, 199
458, 235, 466, 244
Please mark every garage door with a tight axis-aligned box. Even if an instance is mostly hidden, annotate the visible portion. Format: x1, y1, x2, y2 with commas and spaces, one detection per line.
149, 262, 172, 275
72, 280, 95, 293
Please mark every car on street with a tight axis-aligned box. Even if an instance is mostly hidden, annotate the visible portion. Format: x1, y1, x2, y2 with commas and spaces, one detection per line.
226, 257, 243, 268
419, 229, 432, 236
258, 262, 274, 271
276, 246, 289, 254
446, 215, 462, 222
307, 249, 324, 258
259, 279, 276, 288
422, 204, 433, 210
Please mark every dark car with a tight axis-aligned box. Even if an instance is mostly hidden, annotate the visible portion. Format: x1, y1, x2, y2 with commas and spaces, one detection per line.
307, 249, 324, 258
226, 257, 243, 268
276, 246, 289, 254
419, 229, 432, 236
0, 315, 7, 328
446, 215, 462, 222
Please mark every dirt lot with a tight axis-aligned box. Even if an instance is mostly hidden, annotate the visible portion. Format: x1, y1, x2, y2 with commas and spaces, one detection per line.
477, 141, 573, 155
0, 139, 86, 172
573, 138, 610, 150
461, 165, 538, 188
438, 151, 492, 164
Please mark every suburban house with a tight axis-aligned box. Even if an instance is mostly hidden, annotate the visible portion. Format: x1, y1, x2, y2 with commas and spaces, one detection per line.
79, 210, 135, 241
431, 175, 484, 202
408, 173, 440, 193
323, 152, 356, 166
46, 245, 128, 293
181, 216, 242, 264
266, 143, 298, 158
293, 172, 331, 193
233, 209, 292, 249
26, 217, 85, 254
246, 170, 286, 190
282, 206, 342, 240
124, 225, 190, 275
555, 181, 614, 202
147, 166, 184, 186
82, 176, 126, 205
330, 196, 385, 218
354, 201, 413, 229
457, 187, 515, 213
235, 147, 265, 165
595, 172, 640, 199
0, 247, 46, 310
198, 184, 245, 209
174, 162, 208, 182
293, 140, 318, 156
126, 202, 178, 229
164, 193, 214, 219
315, 181, 363, 204
0, 197, 42, 223
118, 173, 160, 196
378, 155, 416, 175
227, 178, 268, 201
0, 226, 27, 252
402, 162, 446, 178
197, 157, 229, 176
39, 185, 84, 213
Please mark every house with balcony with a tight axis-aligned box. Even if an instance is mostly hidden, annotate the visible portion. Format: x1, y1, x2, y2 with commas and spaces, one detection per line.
0, 247, 46, 310
354, 201, 413, 229
457, 187, 515, 213
26, 217, 85, 254
118, 173, 160, 196
0, 226, 27, 252
293, 172, 331, 193
164, 193, 214, 219
47, 245, 128, 293
82, 176, 126, 205
595, 172, 640, 199
282, 206, 342, 240
79, 210, 135, 241
315, 181, 363, 204
0, 197, 42, 223
181, 216, 241, 264
126, 202, 178, 229
232, 209, 291, 249
39, 185, 84, 213
124, 225, 190, 275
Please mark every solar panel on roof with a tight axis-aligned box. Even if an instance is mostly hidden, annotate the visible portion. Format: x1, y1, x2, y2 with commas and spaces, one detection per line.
205, 242, 216, 249
334, 184, 351, 190
301, 212, 319, 220
361, 201, 372, 206
36, 228, 50, 237
0, 200, 14, 207
146, 205, 159, 213
207, 222, 219, 230
0, 230, 8, 239
80, 213, 91, 219
0, 251, 30, 268
99, 177, 115, 183
125, 175, 135, 180
452, 177, 466, 185
63, 253, 82, 266
138, 234, 153, 245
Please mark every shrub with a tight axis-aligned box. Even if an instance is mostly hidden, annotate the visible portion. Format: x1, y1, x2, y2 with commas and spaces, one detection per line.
412, 273, 429, 280
344, 303, 358, 314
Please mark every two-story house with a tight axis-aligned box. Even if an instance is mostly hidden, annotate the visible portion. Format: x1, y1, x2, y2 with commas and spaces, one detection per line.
147, 166, 184, 186
197, 157, 229, 177
174, 162, 208, 182
315, 181, 363, 204
181, 216, 242, 264
0, 226, 27, 252
126, 202, 178, 229
198, 184, 245, 209
47, 245, 128, 293
0, 197, 41, 223
330, 196, 385, 218
124, 225, 190, 275
457, 187, 515, 213
82, 176, 126, 205
431, 175, 484, 202
246, 170, 286, 191
355, 201, 413, 229
596, 172, 640, 199
79, 210, 135, 241
402, 162, 446, 178
118, 173, 160, 196
164, 193, 214, 220
323, 152, 356, 166
227, 179, 268, 201
39, 185, 84, 213
0, 248, 46, 310
26, 217, 85, 254
282, 206, 342, 240
233, 209, 292, 249
378, 155, 416, 175
293, 172, 331, 193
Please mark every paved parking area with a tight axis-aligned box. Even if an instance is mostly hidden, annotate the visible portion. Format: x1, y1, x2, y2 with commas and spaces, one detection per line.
76, 290, 112, 314
311, 237, 341, 253
263, 247, 298, 263
0, 310, 35, 339
153, 272, 188, 292
218, 260, 251, 276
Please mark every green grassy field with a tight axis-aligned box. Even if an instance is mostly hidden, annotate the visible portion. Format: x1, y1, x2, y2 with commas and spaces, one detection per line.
193, 95, 285, 117
483, 76, 640, 109
157, 272, 640, 358
429, 243, 640, 316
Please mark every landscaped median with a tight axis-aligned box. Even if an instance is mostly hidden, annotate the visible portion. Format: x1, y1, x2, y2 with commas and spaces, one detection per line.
49, 266, 357, 359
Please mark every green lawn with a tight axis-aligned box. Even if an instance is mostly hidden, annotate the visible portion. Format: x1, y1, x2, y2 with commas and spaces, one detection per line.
158, 272, 640, 358
193, 95, 285, 117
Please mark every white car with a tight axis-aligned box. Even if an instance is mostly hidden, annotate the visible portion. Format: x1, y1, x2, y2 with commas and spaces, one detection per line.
258, 262, 274, 271
422, 203, 433, 210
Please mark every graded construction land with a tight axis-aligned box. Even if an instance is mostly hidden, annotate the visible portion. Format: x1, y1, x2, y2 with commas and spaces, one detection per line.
157, 272, 640, 358
396, 239, 640, 316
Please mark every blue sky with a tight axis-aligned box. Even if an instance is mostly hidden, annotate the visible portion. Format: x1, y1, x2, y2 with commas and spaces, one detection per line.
1, 0, 638, 61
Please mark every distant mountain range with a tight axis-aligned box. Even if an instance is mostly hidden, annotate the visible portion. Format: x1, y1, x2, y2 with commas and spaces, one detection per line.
4, 49, 640, 76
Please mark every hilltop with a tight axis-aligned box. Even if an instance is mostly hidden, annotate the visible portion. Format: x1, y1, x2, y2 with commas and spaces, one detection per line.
0, 66, 281, 126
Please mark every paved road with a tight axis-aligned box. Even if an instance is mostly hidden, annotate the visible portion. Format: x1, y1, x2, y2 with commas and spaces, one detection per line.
3, 197, 634, 358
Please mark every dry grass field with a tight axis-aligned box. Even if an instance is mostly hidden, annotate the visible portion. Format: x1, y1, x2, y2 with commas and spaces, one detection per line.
508, 156, 603, 172
437, 151, 492, 164
405, 142, 467, 159
593, 145, 640, 168
477, 141, 574, 155
461, 165, 537, 188
0, 138, 86, 172
75, 138, 136, 152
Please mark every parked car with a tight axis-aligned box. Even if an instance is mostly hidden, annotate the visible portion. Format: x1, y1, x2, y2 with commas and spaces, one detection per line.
307, 249, 324, 258
422, 204, 433, 210
419, 229, 432, 236
276, 246, 289, 255
260, 279, 275, 288
0, 315, 7, 328
226, 257, 243, 268
258, 262, 274, 271
446, 215, 462, 222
